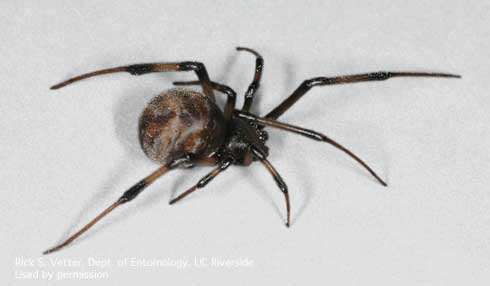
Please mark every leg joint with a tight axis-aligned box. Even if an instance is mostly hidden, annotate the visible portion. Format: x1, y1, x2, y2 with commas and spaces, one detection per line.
303, 77, 329, 88
211, 82, 236, 99
119, 180, 147, 203
179, 61, 204, 72
368, 71, 390, 80
196, 180, 207, 188
279, 184, 288, 194
245, 82, 259, 99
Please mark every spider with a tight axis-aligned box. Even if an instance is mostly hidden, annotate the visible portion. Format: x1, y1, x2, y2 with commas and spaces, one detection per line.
44, 47, 460, 254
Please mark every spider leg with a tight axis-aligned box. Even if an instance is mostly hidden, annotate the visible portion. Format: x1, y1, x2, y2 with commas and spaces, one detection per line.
237, 111, 387, 186
43, 166, 172, 255
42, 156, 194, 255
236, 47, 264, 111
169, 159, 232, 205
252, 147, 291, 227
173, 47, 263, 112
172, 80, 201, 85
207, 82, 236, 124
51, 61, 215, 100
266, 71, 461, 119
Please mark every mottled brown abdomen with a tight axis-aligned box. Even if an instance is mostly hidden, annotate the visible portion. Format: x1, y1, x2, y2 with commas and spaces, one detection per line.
139, 88, 226, 165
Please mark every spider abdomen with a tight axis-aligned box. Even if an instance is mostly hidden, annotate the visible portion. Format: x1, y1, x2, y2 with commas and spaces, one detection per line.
139, 88, 226, 165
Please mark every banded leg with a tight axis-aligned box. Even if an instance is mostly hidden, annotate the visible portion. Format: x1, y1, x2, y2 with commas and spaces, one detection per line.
237, 111, 387, 186
169, 159, 232, 205
43, 166, 169, 254
42, 156, 192, 255
252, 147, 291, 227
236, 47, 264, 111
266, 71, 461, 119
51, 61, 215, 100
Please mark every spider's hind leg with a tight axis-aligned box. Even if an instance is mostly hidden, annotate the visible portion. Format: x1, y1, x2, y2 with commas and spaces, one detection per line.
43, 165, 172, 255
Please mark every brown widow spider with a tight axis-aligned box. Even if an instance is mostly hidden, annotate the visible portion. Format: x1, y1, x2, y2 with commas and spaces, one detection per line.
44, 47, 460, 254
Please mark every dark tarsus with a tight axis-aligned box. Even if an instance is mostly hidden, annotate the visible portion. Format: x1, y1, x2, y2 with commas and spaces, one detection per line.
44, 47, 460, 254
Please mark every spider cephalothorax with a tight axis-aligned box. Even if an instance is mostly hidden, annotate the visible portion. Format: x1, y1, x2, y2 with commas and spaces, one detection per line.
44, 46, 460, 254
220, 117, 270, 166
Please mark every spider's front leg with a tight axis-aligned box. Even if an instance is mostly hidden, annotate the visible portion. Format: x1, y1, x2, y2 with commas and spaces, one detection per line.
173, 46, 264, 112
266, 71, 461, 119
50, 61, 216, 100
236, 47, 264, 111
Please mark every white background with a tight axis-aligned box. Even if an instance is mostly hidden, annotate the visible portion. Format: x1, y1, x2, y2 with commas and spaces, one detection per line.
2, 1, 489, 285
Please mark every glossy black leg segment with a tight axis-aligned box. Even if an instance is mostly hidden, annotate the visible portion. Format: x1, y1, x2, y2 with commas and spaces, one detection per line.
236, 47, 264, 111
266, 71, 461, 119
171, 47, 264, 112
252, 148, 291, 227
236, 111, 387, 186
209, 82, 237, 123
50, 61, 216, 100
169, 159, 232, 205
